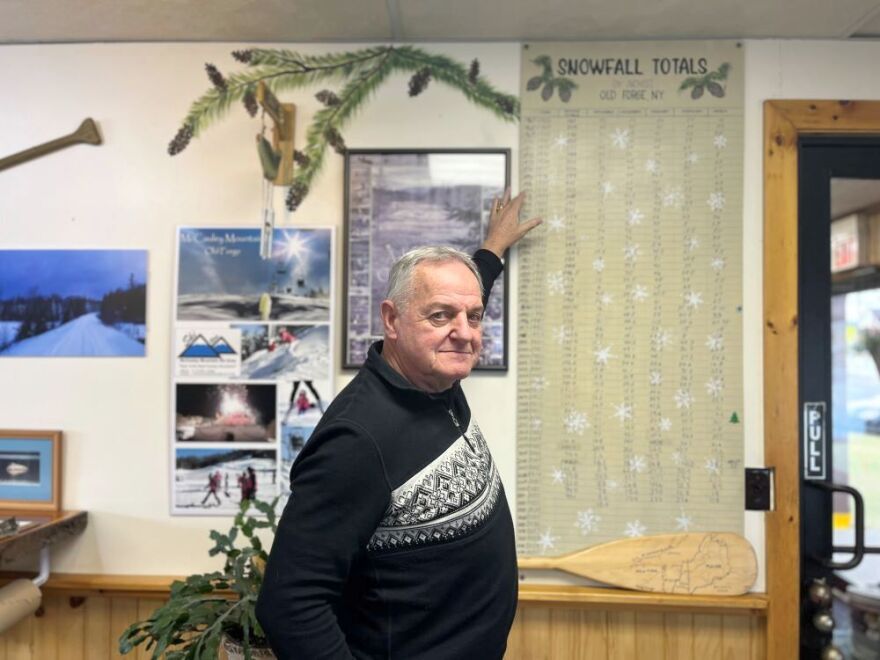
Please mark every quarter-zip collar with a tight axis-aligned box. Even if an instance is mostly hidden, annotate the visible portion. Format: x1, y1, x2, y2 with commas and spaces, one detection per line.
366, 340, 460, 399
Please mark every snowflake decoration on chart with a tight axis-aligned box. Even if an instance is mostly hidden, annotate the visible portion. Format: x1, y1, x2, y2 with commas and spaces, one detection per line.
628, 455, 647, 473
575, 509, 601, 535
707, 192, 726, 212
601, 181, 615, 198
531, 418, 543, 430
671, 451, 685, 466
593, 257, 605, 272
537, 529, 558, 553
627, 208, 644, 226
713, 134, 728, 149
613, 402, 633, 424
546, 272, 566, 294
663, 187, 684, 207
532, 376, 549, 391
645, 159, 659, 174
600, 292, 614, 306
675, 511, 693, 531
607, 479, 619, 491
686, 152, 699, 165
674, 389, 695, 409
632, 284, 649, 301
564, 410, 590, 435
653, 328, 672, 349
706, 333, 724, 351
660, 417, 672, 432
623, 243, 641, 262
547, 214, 567, 232
704, 458, 721, 475
594, 345, 616, 365
705, 377, 723, 398
551, 468, 566, 484
687, 236, 700, 251
553, 325, 572, 345
554, 134, 570, 148
611, 128, 631, 149
650, 371, 663, 386
624, 520, 647, 538
685, 291, 703, 309
710, 256, 726, 271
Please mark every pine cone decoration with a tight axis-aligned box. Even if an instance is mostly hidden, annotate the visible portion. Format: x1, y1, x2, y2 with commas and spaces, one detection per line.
286, 181, 309, 211
243, 90, 258, 117
232, 49, 253, 63
315, 90, 341, 107
497, 96, 515, 115
293, 150, 311, 167
205, 63, 227, 92
324, 127, 346, 155
468, 59, 480, 85
168, 124, 193, 156
408, 68, 432, 97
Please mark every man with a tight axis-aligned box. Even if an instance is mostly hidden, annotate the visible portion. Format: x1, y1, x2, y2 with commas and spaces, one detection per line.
257, 191, 540, 659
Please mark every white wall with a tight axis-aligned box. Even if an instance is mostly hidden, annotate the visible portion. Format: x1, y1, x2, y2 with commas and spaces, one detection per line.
0, 38, 878, 581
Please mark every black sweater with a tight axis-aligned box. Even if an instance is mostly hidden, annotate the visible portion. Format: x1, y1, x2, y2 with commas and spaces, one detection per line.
256, 250, 517, 660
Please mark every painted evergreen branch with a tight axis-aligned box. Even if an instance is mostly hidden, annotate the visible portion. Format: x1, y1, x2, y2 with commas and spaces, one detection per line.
170, 45, 520, 212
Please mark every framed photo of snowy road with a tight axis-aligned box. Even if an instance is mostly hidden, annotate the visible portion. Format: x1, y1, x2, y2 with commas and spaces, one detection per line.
0, 430, 62, 513
343, 149, 510, 369
0, 249, 147, 357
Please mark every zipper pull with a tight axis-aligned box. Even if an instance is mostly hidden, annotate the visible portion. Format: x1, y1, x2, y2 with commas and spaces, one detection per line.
449, 409, 476, 452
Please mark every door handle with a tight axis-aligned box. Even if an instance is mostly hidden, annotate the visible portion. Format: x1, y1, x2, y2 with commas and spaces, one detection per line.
806, 481, 865, 570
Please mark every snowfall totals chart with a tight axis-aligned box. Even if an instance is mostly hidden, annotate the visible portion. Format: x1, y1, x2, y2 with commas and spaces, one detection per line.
516, 42, 744, 556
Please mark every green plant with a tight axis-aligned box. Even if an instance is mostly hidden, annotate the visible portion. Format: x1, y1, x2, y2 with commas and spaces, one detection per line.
118, 498, 279, 660
679, 62, 730, 99
168, 46, 519, 212
525, 55, 577, 103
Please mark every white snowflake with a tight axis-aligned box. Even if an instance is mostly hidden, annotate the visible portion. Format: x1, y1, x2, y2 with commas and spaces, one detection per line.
660, 417, 672, 432
707, 192, 726, 212
628, 455, 647, 473
623, 243, 641, 262
705, 377, 723, 398
593, 257, 606, 272
645, 159, 659, 174
627, 208, 644, 226
553, 325, 571, 345
594, 345, 616, 365
671, 451, 685, 466
611, 128, 631, 149
531, 418, 543, 430
564, 410, 590, 435
650, 371, 663, 386
548, 214, 567, 232
551, 468, 566, 484
547, 272, 566, 294
613, 402, 633, 423
601, 181, 615, 198
685, 291, 703, 308
607, 479, 619, 490
687, 236, 700, 251
554, 134, 570, 148
653, 328, 672, 349
532, 376, 549, 391
686, 152, 699, 164
624, 520, 647, 538
600, 292, 614, 305
704, 458, 720, 475
632, 284, 649, 301
706, 333, 724, 351
575, 509, 601, 535
710, 256, 726, 271
713, 134, 728, 149
663, 187, 684, 207
675, 511, 693, 531
538, 529, 558, 553
674, 389, 695, 409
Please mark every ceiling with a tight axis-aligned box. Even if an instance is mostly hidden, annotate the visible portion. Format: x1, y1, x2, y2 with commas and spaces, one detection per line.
3, 0, 880, 43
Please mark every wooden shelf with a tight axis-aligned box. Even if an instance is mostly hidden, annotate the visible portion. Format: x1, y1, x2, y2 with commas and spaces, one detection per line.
0, 510, 87, 565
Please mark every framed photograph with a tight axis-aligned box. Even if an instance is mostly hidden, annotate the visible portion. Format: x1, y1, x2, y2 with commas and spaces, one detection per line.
343, 149, 510, 370
0, 430, 62, 512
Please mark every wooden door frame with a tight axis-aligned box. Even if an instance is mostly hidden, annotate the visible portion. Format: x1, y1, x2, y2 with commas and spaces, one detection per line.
763, 100, 880, 660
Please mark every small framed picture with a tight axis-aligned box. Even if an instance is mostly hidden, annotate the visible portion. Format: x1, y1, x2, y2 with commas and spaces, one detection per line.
0, 430, 62, 512
343, 149, 511, 370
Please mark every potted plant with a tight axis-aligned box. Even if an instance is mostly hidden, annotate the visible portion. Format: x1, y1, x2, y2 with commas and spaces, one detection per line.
119, 498, 279, 660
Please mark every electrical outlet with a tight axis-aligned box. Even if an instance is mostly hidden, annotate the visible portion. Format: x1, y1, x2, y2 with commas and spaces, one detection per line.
745, 467, 774, 511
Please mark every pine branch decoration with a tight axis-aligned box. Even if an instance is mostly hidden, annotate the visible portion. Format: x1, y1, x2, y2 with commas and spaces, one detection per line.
171, 46, 519, 211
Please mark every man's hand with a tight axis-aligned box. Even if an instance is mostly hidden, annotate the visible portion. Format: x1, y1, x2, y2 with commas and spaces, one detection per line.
481, 188, 542, 259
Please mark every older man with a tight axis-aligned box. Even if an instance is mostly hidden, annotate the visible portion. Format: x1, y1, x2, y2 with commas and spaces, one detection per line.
257, 191, 540, 660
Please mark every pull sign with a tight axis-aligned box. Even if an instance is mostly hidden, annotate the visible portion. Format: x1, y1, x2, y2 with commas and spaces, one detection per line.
803, 402, 827, 480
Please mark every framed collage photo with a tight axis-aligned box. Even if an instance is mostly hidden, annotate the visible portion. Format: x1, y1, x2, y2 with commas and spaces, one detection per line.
343, 149, 511, 370
0, 430, 62, 512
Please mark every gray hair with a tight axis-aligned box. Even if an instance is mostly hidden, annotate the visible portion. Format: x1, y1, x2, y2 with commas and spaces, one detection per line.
385, 246, 483, 309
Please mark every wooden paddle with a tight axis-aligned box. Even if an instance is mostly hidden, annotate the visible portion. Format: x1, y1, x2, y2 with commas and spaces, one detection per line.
518, 532, 757, 595
0, 118, 102, 173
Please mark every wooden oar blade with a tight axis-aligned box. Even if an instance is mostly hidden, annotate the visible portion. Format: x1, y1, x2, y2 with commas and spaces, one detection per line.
526, 532, 757, 596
